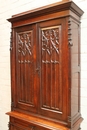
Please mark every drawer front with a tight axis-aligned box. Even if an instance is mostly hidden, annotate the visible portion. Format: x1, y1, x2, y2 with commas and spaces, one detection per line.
10, 125, 36, 130
12, 126, 48, 130
10, 118, 49, 130
10, 124, 48, 130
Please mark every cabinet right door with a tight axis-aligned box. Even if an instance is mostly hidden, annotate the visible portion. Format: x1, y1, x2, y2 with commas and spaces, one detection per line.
38, 18, 68, 121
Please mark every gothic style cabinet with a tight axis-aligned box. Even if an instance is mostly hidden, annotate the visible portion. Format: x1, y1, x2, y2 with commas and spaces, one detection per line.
6, 1, 84, 130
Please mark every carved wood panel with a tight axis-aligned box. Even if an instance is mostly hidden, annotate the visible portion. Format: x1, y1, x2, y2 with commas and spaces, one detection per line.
12, 19, 68, 121
18, 31, 32, 63
41, 26, 62, 111
38, 19, 66, 120
17, 31, 33, 105
15, 25, 37, 113
7, 1, 83, 130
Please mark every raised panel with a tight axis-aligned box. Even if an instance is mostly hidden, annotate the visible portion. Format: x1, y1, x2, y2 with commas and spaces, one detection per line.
38, 19, 67, 121
10, 125, 33, 130
13, 126, 24, 130
17, 31, 34, 105
41, 26, 62, 112
14, 25, 38, 113
71, 20, 80, 117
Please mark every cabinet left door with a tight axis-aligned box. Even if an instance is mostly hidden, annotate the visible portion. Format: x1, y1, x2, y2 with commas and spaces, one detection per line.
11, 24, 38, 113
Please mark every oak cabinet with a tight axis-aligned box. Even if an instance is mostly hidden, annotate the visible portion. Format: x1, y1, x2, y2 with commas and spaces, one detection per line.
6, 1, 83, 130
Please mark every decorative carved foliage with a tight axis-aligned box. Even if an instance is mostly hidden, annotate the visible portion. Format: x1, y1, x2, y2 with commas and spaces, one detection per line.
41, 26, 59, 64
68, 18, 73, 46
17, 30, 34, 106
41, 26, 62, 112
17, 31, 32, 63
18, 31, 32, 56
10, 31, 12, 51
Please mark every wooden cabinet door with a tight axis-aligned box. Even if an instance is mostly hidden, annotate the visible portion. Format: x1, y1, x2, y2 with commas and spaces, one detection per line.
38, 18, 68, 121
12, 18, 68, 120
12, 24, 38, 113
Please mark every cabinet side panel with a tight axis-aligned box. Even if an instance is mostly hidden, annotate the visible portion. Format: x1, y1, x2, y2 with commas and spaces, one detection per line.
71, 20, 80, 118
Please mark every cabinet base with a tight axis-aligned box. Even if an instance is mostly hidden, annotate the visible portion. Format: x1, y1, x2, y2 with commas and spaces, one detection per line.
6, 111, 83, 130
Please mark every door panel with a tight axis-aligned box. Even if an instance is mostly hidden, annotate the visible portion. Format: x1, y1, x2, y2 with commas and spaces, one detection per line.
14, 24, 38, 113
41, 25, 62, 112
12, 19, 67, 120
38, 19, 67, 121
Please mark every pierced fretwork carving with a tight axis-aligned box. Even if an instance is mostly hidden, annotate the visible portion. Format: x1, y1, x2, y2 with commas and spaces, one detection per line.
41, 25, 62, 112
17, 31, 33, 63
17, 30, 34, 105
18, 31, 32, 56
41, 26, 60, 64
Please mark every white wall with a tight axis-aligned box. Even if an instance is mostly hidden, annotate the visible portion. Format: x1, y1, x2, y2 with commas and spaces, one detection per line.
0, 0, 87, 130
73, 0, 87, 129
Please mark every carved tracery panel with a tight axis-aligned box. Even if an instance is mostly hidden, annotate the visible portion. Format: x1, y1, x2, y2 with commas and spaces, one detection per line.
18, 31, 32, 64
40, 26, 63, 113
16, 30, 34, 107
42, 26, 59, 64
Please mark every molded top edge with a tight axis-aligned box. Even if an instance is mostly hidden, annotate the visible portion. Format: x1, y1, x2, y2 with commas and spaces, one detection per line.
7, 0, 84, 22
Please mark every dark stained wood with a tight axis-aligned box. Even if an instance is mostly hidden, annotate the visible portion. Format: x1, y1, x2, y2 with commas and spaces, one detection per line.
7, 111, 83, 130
7, 1, 83, 130
38, 18, 67, 121
11, 24, 38, 113
7, 111, 69, 130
